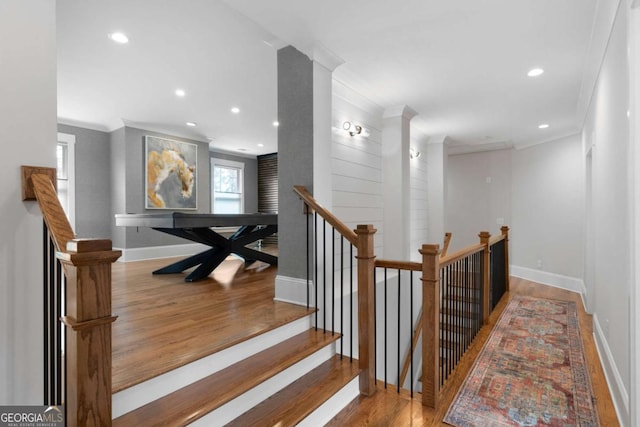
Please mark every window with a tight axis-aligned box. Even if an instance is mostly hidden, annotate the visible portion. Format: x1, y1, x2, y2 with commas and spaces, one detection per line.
211, 158, 244, 214
56, 132, 75, 228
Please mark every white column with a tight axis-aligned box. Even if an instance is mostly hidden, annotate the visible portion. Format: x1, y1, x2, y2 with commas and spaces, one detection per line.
312, 45, 344, 209
426, 135, 447, 246
382, 105, 417, 259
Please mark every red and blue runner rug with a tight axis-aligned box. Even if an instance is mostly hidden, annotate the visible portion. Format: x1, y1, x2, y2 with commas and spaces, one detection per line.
444, 296, 600, 426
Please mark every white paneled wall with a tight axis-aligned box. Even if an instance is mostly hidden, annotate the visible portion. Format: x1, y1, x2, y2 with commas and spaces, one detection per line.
409, 137, 429, 261
332, 80, 385, 255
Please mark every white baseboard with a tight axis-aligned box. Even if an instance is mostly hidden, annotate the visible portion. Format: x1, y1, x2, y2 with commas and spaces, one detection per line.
114, 243, 208, 262
593, 314, 629, 426
510, 265, 586, 308
275, 275, 313, 307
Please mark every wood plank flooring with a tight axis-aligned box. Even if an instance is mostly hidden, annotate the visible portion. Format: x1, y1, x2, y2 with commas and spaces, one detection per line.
327, 277, 620, 426
111, 254, 312, 392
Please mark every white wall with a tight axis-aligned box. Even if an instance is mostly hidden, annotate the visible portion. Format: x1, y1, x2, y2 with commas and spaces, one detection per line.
512, 135, 585, 280
332, 80, 384, 255
0, 0, 57, 404
409, 135, 429, 260
582, 3, 631, 422
446, 148, 512, 252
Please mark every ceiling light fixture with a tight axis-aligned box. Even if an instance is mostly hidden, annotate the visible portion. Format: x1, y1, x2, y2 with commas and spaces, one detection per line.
538, 123, 549, 129
108, 32, 129, 44
343, 121, 362, 136
231, 107, 240, 114
410, 148, 421, 159
272, 121, 279, 127
257, 143, 264, 147
175, 89, 186, 97
186, 121, 197, 127
527, 68, 544, 77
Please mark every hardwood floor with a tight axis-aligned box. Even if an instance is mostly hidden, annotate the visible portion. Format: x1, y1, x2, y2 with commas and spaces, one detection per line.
327, 277, 620, 426
111, 253, 312, 392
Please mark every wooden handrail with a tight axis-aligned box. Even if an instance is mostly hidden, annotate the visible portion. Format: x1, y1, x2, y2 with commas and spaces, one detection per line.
293, 185, 358, 246
489, 233, 506, 246
439, 242, 485, 268
26, 169, 120, 426
375, 259, 422, 271
31, 173, 75, 254
441, 232, 452, 257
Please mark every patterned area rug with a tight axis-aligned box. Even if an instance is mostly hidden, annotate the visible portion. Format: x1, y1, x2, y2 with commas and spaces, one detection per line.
444, 296, 599, 426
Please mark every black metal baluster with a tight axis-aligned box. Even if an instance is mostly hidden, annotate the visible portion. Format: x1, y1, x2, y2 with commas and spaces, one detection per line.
410, 272, 414, 397
306, 205, 310, 310
384, 268, 388, 388
323, 219, 327, 331
55, 257, 63, 404
350, 244, 353, 362
43, 222, 49, 404
397, 269, 401, 393
314, 213, 318, 330
340, 236, 344, 356
332, 228, 335, 335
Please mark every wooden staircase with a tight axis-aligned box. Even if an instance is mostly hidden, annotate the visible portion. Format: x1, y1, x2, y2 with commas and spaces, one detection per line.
113, 314, 361, 426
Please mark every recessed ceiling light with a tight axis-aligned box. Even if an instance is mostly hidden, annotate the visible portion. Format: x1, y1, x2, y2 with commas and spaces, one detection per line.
257, 143, 264, 147
108, 32, 129, 44
175, 89, 186, 97
272, 121, 279, 127
231, 107, 240, 114
527, 68, 544, 77
186, 121, 197, 127
538, 123, 549, 129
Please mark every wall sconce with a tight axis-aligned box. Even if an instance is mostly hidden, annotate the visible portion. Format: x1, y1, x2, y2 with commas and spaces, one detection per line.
343, 121, 362, 136
410, 148, 421, 159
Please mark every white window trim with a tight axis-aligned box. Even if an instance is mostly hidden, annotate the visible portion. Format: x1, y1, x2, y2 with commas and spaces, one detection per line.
211, 158, 245, 235
57, 132, 76, 230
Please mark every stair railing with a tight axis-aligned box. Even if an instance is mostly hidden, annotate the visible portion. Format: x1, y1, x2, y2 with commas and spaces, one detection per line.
293, 186, 510, 408
22, 166, 120, 426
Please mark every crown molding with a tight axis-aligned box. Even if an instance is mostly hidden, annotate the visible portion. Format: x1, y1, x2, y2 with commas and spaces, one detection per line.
383, 105, 418, 120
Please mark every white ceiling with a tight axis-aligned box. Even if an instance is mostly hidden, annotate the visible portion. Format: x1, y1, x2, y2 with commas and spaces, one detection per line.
57, 0, 599, 156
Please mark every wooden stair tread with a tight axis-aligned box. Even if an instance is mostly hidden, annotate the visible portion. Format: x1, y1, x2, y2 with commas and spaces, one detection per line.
227, 354, 360, 427
113, 328, 339, 427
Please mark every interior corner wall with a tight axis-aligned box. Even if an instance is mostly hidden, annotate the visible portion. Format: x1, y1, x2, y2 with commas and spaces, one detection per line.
446, 148, 512, 251
0, 0, 57, 404
511, 135, 584, 279
332, 80, 384, 255
58, 124, 112, 239
277, 46, 314, 279
582, 2, 631, 421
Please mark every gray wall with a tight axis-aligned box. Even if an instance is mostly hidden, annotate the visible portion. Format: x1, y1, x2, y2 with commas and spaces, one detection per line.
110, 127, 126, 248
119, 127, 211, 249
512, 134, 584, 278
58, 124, 112, 239
277, 46, 314, 279
210, 150, 258, 214
446, 148, 512, 251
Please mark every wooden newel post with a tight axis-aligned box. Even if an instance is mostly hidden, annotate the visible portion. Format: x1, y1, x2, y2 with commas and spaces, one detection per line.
355, 224, 377, 396
420, 244, 441, 408
479, 232, 491, 325
501, 226, 510, 292
58, 239, 121, 427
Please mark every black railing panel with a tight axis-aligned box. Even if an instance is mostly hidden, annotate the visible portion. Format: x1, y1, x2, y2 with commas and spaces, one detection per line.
490, 239, 507, 310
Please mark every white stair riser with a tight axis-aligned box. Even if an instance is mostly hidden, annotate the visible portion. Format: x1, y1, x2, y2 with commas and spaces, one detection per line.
189, 344, 336, 426
113, 316, 311, 418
